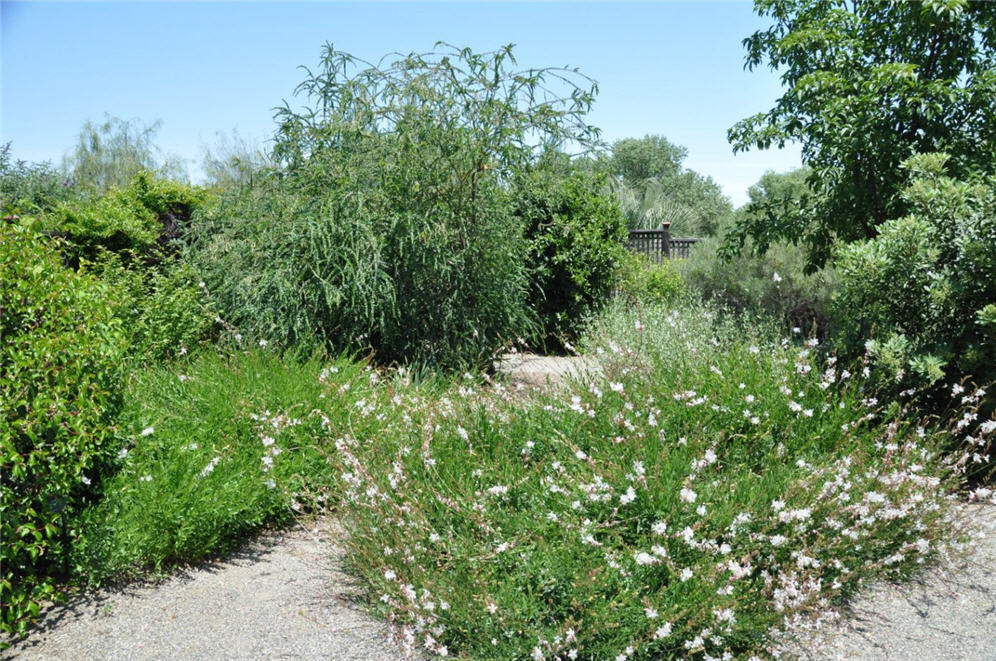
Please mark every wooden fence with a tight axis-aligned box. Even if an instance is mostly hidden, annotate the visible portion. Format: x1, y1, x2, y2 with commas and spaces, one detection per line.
627, 226, 700, 262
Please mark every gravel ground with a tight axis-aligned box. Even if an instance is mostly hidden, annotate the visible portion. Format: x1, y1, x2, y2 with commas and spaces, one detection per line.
4, 518, 406, 661
780, 503, 996, 660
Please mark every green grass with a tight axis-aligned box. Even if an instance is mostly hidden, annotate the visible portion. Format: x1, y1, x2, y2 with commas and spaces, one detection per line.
71, 349, 382, 582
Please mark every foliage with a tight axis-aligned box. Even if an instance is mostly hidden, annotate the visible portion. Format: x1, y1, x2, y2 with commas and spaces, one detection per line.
200, 129, 273, 190
337, 299, 973, 659
610, 135, 734, 236
40, 172, 206, 266
0, 224, 128, 637
194, 43, 601, 369
833, 153, 996, 411
94, 256, 219, 363
0, 144, 78, 214
515, 166, 627, 350
63, 115, 187, 193
728, 0, 996, 269
686, 232, 837, 338
72, 350, 375, 581
615, 252, 687, 304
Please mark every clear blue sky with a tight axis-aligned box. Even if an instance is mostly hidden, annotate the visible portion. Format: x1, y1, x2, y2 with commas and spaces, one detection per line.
1, 1, 801, 206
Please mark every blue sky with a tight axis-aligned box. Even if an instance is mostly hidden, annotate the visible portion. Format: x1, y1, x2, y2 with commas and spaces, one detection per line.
1, 1, 801, 205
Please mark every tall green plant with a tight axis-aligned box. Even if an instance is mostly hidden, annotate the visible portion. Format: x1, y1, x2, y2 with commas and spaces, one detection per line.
195, 43, 603, 368
728, 0, 996, 269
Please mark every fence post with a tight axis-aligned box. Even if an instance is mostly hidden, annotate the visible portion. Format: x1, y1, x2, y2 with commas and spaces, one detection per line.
661, 222, 671, 260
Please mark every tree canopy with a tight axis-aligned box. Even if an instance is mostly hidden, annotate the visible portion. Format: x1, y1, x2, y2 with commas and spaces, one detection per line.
727, 0, 996, 268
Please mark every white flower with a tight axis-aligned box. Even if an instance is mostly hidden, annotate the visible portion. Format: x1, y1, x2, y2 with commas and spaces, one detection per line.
680, 567, 694, 581
652, 521, 668, 535
457, 426, 469, 441
620, 487, 637, 505
680, 487, 697, 503
645, 607, 658, 619
81, 475, 91, 486
654, 622, 673, 639
140, 426, 154, 436
610, 382, 624, 393
634, 551, 657, 565
118, 448, 129, 459
772, 272, 782, 283
634, 320, 644, 331
259, 339, 268, 348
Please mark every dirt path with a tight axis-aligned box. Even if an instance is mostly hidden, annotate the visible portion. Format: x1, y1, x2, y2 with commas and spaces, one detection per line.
5, 519, 405, 661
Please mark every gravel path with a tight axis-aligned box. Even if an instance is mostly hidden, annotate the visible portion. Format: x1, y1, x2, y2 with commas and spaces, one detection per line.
4, 518, 405, 661
781, 503, 996, 660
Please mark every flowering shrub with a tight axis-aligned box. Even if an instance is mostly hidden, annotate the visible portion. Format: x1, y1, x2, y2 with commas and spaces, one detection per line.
333, 301, 988, 659
1, 224, 128, 636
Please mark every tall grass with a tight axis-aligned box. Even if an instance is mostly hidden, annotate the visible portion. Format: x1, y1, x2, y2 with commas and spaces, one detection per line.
71, 350, 380, 582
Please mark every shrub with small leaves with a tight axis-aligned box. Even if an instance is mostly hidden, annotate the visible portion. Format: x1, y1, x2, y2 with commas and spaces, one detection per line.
0, 223, 128, 637
833, 153, 996, 412
516, 166, 628, 349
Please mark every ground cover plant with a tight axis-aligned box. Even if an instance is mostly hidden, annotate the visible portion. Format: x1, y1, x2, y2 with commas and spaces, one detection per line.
333, 299, 989, 659
71, 349, 383, 582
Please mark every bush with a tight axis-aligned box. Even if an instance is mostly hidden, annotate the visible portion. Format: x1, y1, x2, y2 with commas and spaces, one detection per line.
515, 167, 627, 349
683, 233, 837, 337
0, 145, 79, 215
94, 256, 219, 362
40, 172, 206, 266
0, 223, 128, 636
192, 44, 602, 369
833, 153, 996, 411
615, 252, 687, 304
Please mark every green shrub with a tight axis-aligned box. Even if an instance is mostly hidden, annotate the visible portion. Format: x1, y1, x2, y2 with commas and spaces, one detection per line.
616, 252, 687, 304
833, 153, 996, 411
41, 172, 206, 266
515, 167, 627, 349
683, 232, 837, 337
193, 44, 602, 369
94, 256, 219, 362
0, 223, 128, 636
0, 145, 79, 215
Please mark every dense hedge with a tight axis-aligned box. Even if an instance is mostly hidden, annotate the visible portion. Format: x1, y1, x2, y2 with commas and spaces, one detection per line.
1, 223, 128, 636
516, 168, 627, 349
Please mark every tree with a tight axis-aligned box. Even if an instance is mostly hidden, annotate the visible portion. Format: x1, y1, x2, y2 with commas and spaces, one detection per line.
201, 129, 273, 190
63, 115, 187, 192
609, 135, 733, 236
727, 0, 996, 268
